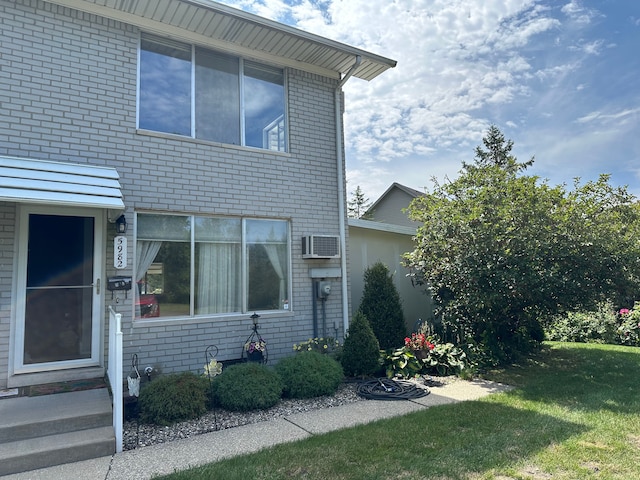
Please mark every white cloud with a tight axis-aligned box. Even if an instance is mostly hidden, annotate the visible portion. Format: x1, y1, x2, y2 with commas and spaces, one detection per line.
561, 0, 602, 25
576, 108, 640, 126
219, 0, 639, 201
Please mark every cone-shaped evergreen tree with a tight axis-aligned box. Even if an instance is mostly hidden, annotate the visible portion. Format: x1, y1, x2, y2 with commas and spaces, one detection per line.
341, 311, 380, 377
358, 262, 406, 349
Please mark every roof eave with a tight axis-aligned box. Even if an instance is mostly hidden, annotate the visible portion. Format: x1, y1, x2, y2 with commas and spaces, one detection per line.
43, 0, 397, 81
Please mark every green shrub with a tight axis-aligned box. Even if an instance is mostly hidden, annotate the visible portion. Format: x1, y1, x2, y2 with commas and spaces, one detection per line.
381, 347, 422, 379
211, 362, 282, 411
382, 333, 468, 378
341, 311, 381, 377
276, 351, 344, 399
618, 304, 640, 346
138, 371, 208, 426
544, 302, 618, 344
358, 262, 407, 349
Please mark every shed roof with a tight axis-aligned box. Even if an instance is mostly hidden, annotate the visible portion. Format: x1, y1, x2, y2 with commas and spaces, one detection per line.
45, 0, 397, 81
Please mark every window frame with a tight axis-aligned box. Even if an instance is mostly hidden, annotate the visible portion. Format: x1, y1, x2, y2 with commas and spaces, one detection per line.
134, 212, 292, 321
136, 33, 289, 153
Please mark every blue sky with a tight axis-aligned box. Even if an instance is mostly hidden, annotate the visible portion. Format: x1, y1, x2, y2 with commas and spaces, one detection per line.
219, 0, 639, 202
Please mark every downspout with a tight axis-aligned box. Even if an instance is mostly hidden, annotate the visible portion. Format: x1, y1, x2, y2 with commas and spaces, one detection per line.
335, 55, 361, 336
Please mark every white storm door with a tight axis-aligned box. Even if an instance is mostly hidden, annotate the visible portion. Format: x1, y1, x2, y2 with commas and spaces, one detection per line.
15, 207, 103, 372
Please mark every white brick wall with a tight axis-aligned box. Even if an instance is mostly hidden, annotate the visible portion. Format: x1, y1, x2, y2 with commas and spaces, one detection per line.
0, 0, 350, 385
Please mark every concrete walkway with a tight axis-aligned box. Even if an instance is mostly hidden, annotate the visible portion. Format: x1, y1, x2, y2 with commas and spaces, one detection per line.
2, 379, 511, 480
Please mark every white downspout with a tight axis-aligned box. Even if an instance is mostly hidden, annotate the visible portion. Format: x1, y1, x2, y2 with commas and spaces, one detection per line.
335, 55, 361, 336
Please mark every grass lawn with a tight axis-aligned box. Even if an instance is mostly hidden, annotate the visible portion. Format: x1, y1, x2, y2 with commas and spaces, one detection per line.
157, 342, 640, 479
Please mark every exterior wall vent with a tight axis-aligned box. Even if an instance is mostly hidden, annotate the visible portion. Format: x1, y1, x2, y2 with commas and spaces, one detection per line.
302, 235, 340, 259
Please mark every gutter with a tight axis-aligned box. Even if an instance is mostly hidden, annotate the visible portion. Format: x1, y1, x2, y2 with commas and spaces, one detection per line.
335, 55, 361, 336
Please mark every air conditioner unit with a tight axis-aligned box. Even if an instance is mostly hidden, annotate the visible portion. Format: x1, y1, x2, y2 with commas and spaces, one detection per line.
302, 235, 340, 259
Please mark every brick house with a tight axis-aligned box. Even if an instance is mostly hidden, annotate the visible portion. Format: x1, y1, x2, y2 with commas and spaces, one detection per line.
0, 0, 395, 469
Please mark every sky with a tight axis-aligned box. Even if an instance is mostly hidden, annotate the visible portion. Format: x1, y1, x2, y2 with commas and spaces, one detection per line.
218, 0, 640, 202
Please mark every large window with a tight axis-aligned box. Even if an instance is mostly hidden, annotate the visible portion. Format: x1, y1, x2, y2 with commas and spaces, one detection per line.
135, 214, 290, 319
139, 33, 287, 152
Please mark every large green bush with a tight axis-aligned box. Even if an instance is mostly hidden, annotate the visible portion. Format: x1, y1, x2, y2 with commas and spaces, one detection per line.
404, 126, 640, 366
341, 311, 381, 377
138, 371, 209, 426
358, 262, 406, 349
276, 351, 344, 399
211, 362, 282, 412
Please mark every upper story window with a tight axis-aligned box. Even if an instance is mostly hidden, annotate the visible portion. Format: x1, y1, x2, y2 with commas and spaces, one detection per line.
135, 213, 291, 320
138, 34, 287, 152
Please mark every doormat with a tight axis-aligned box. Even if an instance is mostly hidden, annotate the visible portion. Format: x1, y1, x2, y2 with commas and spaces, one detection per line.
26, 378, 108, 396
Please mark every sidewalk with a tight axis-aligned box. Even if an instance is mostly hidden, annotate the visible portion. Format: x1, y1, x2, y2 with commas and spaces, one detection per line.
3, 379, 511, 480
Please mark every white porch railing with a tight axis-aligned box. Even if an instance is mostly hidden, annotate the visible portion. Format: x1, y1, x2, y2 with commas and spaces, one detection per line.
107, 305, 123, 453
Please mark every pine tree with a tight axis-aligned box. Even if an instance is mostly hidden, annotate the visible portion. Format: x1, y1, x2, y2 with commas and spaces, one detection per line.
347, 185, 372, 219
358, 262, 406, 349
341, 311, 381, 377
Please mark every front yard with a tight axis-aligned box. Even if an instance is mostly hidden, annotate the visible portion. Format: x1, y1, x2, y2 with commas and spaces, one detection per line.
158, 342, 640, 479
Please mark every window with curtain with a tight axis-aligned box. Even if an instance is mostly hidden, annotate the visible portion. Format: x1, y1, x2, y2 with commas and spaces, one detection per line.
138, 33, 287, 152
136, 213, 290, 319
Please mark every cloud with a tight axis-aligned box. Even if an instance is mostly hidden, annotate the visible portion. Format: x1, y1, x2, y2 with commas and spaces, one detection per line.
218, 0, 639, 201
576, 108, 640, 126
561, 0, 602, 25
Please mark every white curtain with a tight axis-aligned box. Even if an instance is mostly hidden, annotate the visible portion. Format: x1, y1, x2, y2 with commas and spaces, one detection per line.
263, 242, 287, 306
196, 243, 241, 314
135, 240, 162, 317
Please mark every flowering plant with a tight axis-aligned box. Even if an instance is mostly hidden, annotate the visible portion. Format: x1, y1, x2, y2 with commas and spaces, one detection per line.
245, 338, 267, 353
383, 332, 467, 378
404, 332, 435, 351
617, 304, 640, 346
293, 337, 341, 354
203, 358, 223, 378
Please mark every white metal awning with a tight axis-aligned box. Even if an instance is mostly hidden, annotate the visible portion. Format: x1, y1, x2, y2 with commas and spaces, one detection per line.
0, 156, 125, 211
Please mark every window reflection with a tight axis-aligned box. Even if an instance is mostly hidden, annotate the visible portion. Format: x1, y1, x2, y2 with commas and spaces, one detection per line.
139, 34, 287, 152
244, 62, 286, 151
139, 37, 191, 136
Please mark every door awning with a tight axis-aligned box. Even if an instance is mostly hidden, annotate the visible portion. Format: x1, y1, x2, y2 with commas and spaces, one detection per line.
0, 156, 125, 212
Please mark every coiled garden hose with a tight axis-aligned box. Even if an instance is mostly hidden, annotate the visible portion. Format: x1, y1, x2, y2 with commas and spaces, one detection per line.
356, 378, 430, 400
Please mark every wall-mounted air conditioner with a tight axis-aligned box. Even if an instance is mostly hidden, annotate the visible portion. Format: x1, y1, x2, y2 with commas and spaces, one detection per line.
302, 235, 340, 259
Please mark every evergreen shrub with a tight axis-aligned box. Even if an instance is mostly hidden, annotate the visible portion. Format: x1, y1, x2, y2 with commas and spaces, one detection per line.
341, 311, 381, 377
358, 262, 407, 349
138, 371, 208, 426
276, 351, 344, 399
211, 362, 282, 411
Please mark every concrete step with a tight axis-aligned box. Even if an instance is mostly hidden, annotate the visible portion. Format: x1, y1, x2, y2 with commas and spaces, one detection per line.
0, 388, 112, 442
0, 426, 115, 476
0, 388, 115, 476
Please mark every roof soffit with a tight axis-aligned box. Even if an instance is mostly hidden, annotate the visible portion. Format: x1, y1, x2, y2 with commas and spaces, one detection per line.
43, 0, 397, 81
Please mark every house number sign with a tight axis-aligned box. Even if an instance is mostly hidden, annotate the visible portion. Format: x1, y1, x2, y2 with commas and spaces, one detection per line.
114, 235, 127, 269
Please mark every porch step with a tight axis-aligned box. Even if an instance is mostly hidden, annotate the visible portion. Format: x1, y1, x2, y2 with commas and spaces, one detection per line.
0, 388, 115, 476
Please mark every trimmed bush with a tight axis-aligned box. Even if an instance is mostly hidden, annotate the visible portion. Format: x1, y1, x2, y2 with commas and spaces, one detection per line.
358, 262, 407, 349
211, 362, 282, 412
341, 311, 381, 377
138, 371, 208, 426
276, 351, 344, 399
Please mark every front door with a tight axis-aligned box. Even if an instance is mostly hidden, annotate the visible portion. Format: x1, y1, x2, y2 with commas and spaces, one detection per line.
15, 207, 103, 373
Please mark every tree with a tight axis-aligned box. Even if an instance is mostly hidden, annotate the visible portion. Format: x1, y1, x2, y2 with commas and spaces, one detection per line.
358, 262, 407, 349
403, 126, 640, 364
347, 185, 372, 219
341, 311, 381, 377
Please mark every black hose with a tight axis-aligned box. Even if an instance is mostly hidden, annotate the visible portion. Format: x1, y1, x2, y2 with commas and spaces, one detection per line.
356, 378, 430, 400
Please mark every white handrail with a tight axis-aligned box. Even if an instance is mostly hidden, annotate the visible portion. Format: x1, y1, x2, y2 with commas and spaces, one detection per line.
107, 305, 123, 453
